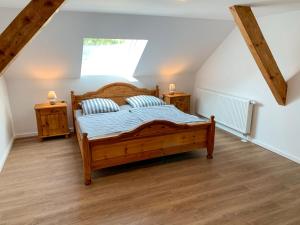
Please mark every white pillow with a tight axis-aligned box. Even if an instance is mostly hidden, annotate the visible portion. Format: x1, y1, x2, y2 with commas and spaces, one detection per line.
81, 98, 120, 115
126, 95, 165, 108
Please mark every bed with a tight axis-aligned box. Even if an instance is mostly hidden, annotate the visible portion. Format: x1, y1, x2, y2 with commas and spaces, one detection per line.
71, 82, 215, 185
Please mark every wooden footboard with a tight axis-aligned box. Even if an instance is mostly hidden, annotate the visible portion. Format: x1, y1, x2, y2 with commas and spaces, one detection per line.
76, 117, 215, 185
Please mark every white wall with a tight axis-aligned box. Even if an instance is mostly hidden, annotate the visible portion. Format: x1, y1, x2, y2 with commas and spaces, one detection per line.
6, 75, 198, 137
194, 10, 300, 163
1, 8, 233, 136
0, 76, 14, 171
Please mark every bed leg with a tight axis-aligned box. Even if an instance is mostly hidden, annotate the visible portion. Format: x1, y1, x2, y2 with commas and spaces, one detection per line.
207, 116, 215, 159
82, 133, 92, 185
84, 175, 91, 185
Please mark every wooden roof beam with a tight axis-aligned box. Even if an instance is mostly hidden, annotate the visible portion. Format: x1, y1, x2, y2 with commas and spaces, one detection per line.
0, 0, 65, 75
230, 5, 287, 105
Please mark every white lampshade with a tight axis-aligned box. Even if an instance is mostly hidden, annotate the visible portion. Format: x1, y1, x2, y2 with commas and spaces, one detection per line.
48, 91, 57, 105
169, 83, 176, 94
48, 91, 57, 99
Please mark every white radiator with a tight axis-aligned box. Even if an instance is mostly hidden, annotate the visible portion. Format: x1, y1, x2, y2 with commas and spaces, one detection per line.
196, 88, 255, 135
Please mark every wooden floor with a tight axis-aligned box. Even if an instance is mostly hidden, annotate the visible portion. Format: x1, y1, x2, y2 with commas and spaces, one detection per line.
1, 130, 300, 225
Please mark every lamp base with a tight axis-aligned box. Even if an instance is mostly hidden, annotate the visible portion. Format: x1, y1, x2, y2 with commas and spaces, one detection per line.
49, 99, 57, 105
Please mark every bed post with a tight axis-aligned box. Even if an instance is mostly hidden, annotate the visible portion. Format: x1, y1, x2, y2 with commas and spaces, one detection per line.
82, 133, 92, 185
155, 85, 159, 97
71, 91, 76, 134
207, 116, 215, 159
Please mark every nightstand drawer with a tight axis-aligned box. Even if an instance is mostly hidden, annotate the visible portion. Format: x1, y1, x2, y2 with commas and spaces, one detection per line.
170, 96, 189, 104
163, 93, 190, 113
173, 101, 189, 113
35, 102, 70, 139
38, 108, 65, 115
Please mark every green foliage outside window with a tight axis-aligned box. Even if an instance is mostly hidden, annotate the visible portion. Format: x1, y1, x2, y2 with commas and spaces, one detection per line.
83, 38, 125, 46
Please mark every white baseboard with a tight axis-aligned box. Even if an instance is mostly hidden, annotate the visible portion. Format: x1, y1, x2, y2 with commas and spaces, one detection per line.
215, 123, 245, 139
249, 138, 300, 164
11, 125, 300, 166
15, 131, 38, 139
1, 127, 75, 172
216, 123, 300, 164
0, 137, 15, 172
15, 127, 74, 139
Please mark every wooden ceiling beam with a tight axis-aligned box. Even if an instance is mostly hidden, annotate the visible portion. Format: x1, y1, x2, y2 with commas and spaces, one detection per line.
230, 5, 287, 105
0, 0, 65, 75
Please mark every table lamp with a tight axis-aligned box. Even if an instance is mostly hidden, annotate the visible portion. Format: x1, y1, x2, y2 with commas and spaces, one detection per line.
48, 91, 57, 105
169, 83, 176, 95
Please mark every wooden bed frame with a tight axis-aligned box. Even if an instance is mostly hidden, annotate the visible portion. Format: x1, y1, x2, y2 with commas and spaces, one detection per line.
71, 82, 215, 185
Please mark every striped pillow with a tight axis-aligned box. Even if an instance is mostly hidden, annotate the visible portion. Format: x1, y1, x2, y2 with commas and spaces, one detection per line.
126, 95, 165, 108
81, 98, 120, 115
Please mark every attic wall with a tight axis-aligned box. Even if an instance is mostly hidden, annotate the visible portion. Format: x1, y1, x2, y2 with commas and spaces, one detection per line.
193, 10, 300, 163
1, 8, 233, 136
0, 76, 14, 171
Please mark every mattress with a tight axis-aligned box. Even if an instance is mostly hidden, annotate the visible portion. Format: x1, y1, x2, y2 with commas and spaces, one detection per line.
76, 105, 206, 139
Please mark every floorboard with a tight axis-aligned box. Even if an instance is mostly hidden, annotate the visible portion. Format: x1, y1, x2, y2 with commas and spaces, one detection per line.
0, 129, 299, 225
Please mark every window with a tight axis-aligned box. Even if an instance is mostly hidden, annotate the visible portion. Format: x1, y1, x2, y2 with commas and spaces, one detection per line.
81, 38, 148, 80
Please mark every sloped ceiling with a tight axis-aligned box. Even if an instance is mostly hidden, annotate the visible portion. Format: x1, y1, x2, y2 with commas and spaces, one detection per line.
1, 0, 300, 20
0, 8, 234, 80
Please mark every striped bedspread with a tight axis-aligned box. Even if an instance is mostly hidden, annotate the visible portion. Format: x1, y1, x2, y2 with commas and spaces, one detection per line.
130, 105, 203, 124
77, 110, 142, 139
76, 105, 205, 139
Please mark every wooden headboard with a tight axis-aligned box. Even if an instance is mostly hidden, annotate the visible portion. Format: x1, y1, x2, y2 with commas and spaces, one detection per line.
71, 82, 159, 111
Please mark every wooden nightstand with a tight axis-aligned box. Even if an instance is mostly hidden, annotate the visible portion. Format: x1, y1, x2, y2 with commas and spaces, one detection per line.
34, 102, 70, 139
163, 93, 191, 113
